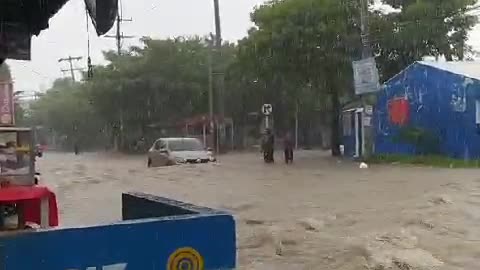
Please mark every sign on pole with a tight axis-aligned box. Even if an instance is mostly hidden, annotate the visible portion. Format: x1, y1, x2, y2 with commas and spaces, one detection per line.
262, 104, 272, 129
365, 105, 373, 115
352, 57, 380, 95
262, 104, 272, 116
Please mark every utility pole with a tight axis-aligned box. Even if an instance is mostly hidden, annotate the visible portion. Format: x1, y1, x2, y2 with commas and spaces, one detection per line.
207, 33, 215, 151
104, 12, 134, 151
359, 0, 374, 158
295, 101, 299, 150
359, 0, 371, 59
105, 13, 134, 55
212, 0, 225, 151
58, 56, 83, 82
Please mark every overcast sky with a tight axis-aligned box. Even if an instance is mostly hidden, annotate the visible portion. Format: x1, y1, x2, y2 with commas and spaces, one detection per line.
7, 0, 480, 93
7, 0, 266, 92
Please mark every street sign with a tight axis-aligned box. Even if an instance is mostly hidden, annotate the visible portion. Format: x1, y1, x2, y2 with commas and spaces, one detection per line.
365, 105, 373, 115
352, 57, 380, 95
262, 104, 273, 115
363, 116, 372, 127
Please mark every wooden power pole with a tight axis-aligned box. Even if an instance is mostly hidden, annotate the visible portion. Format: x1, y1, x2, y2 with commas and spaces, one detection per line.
58, 56, 83, 82
359, 0, 371, 58
105, 13, 134, 55
104, 11, 134, 151
212, 0, 225, 152
359, 0, 374, 158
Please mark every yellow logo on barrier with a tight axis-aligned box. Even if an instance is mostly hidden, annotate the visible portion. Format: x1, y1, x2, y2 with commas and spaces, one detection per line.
167, 247, 204, 270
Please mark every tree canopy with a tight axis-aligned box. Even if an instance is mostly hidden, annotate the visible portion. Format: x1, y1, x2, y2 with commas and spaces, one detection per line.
372, 0, 478, 79
24, 0, 479, 153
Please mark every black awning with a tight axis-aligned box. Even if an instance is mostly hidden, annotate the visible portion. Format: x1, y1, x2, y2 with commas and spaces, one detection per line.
85, 0, 118, 36
0, 0, 118, 61
0, 0, 118, 36
34, 0, 118, 36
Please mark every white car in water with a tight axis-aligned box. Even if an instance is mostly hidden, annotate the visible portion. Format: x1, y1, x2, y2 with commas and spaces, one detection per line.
147, 137, 216, 167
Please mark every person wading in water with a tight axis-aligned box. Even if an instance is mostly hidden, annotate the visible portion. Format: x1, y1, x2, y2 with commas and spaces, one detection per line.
284, 131, 294, 164
74, 142, 79, 155
262, 129, 275, 163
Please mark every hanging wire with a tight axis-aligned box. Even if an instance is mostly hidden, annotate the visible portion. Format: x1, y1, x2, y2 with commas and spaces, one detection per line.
119, 0, 125, 51
119, 0, 124, 20
85, 7, 93, 79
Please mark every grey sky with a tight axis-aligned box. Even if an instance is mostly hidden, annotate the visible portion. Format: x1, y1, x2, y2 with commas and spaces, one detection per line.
7, 0, 480, 92
8, 0, 266, 92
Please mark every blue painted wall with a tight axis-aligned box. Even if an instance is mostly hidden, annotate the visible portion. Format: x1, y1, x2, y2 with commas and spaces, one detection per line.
0, 210, 236, 270
375, 62, 480, 159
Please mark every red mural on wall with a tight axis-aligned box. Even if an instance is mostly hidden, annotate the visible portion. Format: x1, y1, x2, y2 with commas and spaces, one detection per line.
388, 98, 409, 126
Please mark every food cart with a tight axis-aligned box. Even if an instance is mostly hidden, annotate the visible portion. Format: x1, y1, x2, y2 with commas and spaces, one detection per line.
0, 126, 58, 230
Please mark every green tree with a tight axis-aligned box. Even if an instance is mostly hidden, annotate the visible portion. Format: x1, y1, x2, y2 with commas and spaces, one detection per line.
30, 37, 236, 151
372, 0, 478, 80
230, 0, 478, 155
86, 37, 230, 148
26, 0, 479, 154
29, 78, 104, 150
233, 0, 362, 155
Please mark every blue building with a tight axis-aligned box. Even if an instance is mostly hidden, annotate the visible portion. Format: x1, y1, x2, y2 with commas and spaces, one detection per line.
374, 61, 480, 159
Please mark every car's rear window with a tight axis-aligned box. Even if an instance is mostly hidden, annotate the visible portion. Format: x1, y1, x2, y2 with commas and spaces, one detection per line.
168, 139, 204, 151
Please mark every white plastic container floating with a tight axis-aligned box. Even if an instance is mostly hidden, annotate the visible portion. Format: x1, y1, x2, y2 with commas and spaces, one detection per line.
359, 162, 369, 169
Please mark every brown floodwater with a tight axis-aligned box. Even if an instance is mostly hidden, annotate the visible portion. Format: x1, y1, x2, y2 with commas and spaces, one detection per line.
37, 151, 480, 270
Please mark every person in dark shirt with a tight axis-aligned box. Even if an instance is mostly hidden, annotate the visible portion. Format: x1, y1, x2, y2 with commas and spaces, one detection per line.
74, 142, 79, 155
284, 132, 294, 164
262, 129, 275, 163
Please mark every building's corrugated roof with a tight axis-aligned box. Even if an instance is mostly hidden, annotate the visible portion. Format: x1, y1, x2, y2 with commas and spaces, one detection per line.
419, 61, 480, 81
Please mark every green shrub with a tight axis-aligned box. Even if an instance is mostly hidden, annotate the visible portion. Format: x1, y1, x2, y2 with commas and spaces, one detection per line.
368, 154, 480, 168
393, 126, 440, 155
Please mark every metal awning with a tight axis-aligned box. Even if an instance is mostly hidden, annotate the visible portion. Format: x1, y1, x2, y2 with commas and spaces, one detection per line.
84, 0, 118, 35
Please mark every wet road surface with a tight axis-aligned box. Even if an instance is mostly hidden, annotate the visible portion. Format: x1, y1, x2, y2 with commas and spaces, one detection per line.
37, 151, 480, 269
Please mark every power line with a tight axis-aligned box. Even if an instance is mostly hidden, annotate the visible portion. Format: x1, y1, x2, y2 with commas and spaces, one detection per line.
104, 8, 135, 55
207, 33, 214, 149
360, 0, 371, 58
58, 56, 83, 82
103, 0, 135, 151
213, 0, 225, 152
85, 7, 94, 79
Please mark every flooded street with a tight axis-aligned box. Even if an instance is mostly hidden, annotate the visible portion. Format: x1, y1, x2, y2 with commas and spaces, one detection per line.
38, 151, 480, 270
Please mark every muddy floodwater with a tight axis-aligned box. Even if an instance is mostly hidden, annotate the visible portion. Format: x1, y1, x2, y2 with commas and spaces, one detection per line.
37, 151, 480, 270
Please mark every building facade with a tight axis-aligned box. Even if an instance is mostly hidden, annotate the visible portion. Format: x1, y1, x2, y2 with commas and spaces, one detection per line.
374, 61, 480, 159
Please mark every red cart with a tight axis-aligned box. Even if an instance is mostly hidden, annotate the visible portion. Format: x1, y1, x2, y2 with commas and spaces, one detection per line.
0, 127, 58, 230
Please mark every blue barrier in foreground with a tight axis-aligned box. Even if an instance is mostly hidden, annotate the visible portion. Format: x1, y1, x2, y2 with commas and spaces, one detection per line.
0, 192, 236, 270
